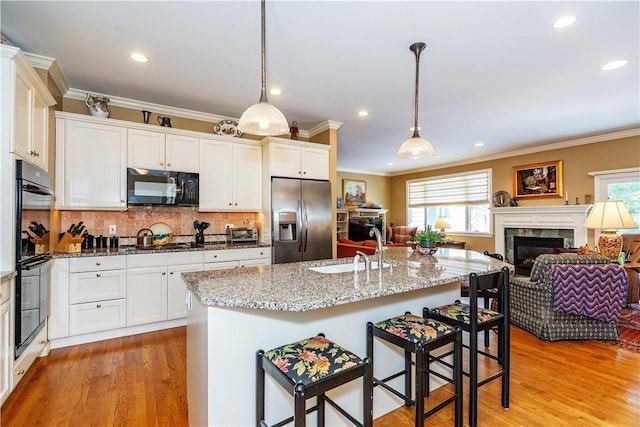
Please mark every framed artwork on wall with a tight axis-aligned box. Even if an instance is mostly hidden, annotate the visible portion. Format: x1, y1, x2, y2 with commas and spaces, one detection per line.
513, 160, 563, 199
343, 179, 367, 206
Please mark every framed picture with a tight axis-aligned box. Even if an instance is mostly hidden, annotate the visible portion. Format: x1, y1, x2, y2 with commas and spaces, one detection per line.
343, 179, 367, 206
512, 160, 563, 199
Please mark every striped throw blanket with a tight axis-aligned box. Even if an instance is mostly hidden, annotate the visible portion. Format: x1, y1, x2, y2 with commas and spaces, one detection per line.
550, 264, 628, 323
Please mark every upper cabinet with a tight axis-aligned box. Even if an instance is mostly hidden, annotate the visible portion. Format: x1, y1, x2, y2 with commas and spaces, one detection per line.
1, 46, 56, 172
55, 115, 127, 210
262, 138, 329, 180
128, 129, 199, 172
199, 138, 262, 211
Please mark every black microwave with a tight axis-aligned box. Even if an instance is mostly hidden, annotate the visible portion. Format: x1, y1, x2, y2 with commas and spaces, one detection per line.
127, 168, 199, 206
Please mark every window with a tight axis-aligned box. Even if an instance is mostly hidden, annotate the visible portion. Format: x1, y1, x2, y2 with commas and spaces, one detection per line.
591, 168, 640, 233
407, 169, 492, 235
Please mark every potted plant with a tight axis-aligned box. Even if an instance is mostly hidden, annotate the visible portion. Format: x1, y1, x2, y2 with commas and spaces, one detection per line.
413, 226, 444, 249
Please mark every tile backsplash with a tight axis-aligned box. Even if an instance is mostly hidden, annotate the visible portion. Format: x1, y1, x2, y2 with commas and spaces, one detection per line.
59, 207, 262, 244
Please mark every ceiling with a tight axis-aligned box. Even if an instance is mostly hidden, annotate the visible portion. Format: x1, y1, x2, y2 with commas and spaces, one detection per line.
2, 1, 639, 175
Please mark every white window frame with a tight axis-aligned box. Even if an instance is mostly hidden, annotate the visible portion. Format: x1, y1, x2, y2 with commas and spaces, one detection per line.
406, 168, 493, 237
589, 167, 640, 236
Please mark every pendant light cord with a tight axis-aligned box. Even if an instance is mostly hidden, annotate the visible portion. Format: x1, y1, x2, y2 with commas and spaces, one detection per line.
259, 0, 269, 104
410, 42, 426, 138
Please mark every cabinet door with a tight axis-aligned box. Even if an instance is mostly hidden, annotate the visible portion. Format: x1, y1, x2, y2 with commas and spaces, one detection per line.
233, 144, 262, 210
0, 300, 10, 405
301, 147, 329, 180
269, 143, 302, 178
127, 129, 166, 170
58, 120, 127, 209
30, 90, 49, 171
12, 70, 32, 161
199, 139, 233, 210
126, 267, 168, 326
166, 134, 199, 172
167, 263, 203, 320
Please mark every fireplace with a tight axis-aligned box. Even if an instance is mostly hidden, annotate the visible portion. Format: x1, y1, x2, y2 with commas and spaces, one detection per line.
513, 236, 564, 276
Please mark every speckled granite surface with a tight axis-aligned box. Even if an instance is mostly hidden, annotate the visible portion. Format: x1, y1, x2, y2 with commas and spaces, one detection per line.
53, 242, 271, 258
1, 270, 16, 282
182, 247, 513, 312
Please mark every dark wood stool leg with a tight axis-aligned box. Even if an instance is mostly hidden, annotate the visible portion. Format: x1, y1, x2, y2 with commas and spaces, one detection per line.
256, 350, 265, 426
404, 348, 413, 407
414, 347, 425, 427
317, 394, 325, 427
363, 358, 373, 427
294, 384, 306, 427
454, 328, 463, 427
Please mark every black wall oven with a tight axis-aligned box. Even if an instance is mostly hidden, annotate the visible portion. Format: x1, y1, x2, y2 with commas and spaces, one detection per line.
15, 160, 52, 359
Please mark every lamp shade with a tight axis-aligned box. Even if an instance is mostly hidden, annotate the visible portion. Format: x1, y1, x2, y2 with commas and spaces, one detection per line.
434, 217, 450, 230
237, 101, 289, 136
397, 135, 435, 159
583, 200, 638, 230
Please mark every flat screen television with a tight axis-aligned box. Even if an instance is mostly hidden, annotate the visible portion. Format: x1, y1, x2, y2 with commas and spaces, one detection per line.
348, 218, 384, 242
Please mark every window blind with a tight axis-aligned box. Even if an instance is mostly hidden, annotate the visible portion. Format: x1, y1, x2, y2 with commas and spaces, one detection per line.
408, 170, 490, 207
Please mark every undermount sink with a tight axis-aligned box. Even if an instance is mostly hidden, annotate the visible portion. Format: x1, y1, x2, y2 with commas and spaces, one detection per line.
308, 262, 391, 274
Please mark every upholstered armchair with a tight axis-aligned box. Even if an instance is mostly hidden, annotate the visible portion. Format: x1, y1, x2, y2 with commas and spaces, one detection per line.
386, 226, 418, 246
509, 253, 628, 341
622, 233, 640, 304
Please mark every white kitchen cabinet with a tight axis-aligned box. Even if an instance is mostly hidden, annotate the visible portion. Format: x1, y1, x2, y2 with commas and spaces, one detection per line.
199, 139, 262, 211
1, 45, 56, 172
0, 276, 11, 406
55, 115, 127, 210
263, 138, 329, 180
127, 129, 199, 172
203, 247, 271, 270
126, 251, 204, 326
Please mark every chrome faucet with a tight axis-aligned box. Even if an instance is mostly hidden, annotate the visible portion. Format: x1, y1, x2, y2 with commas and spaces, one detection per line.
354, 250, 371, 281
369, 227, 384, 271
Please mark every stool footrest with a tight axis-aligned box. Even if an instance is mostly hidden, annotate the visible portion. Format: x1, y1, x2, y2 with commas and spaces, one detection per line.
324, 395, 365, 427
373, 377, 415, 406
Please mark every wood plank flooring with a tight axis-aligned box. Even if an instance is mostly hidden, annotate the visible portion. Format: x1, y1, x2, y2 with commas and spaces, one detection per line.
2, 325, 639, 426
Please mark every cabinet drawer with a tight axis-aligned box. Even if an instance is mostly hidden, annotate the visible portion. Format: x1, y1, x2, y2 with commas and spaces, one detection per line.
70, 256, 126, 273
70, 299, 126, 335
203, 261, 238, 271
203, 247, 271, 263
69, 270, 126, 304
127, 251, 204, 268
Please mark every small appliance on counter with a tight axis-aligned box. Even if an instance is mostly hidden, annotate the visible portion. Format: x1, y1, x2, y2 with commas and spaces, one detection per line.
194, 220, 210, 245
226, 227, 258, 244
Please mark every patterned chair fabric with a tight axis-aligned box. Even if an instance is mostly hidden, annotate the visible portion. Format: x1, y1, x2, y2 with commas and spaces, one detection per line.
263, 335, 365, 385
509, 253, 620, 341
373, 313, 456, 343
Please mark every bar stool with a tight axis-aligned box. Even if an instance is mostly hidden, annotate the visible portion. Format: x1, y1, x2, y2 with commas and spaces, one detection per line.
256, 333, 372, 427
428, 267, 510, 427
366, 311, 463, 427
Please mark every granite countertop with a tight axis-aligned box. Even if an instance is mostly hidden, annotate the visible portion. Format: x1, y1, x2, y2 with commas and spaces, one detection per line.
1, 270, 16, 283
182, 247, 513, 312
53, 242, 271, 258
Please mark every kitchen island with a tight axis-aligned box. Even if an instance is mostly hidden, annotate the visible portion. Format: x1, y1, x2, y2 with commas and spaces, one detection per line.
182, 247, 512, 426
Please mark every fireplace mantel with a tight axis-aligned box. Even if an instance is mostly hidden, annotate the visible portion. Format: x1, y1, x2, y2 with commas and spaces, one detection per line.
492, 205, 592, 258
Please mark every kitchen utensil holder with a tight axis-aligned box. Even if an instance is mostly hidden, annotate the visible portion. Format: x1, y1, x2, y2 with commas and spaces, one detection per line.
55, 232, 84, 253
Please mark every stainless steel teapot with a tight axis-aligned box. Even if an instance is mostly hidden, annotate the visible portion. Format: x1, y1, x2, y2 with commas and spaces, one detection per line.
136, 228, 155, 249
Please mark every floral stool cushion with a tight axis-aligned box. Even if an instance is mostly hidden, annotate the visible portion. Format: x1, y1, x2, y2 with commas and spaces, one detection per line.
430, 302, 501, 324
263, 335, 364, 386
373, 313, 456, 343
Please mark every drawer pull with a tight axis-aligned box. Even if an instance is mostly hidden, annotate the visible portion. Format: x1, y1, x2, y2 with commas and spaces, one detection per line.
96, 304, 102, 308
40, 340, 46, 345
162, 271, 166, 275
16, 369, 25, 375
96, 273, 101, 277
160, 162, 164, 166
167, 163, 171, 167
169, 271, 174, 275
96, 262, 101, 266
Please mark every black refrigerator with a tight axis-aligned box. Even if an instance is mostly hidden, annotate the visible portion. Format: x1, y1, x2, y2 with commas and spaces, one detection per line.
271, 177, 332, 264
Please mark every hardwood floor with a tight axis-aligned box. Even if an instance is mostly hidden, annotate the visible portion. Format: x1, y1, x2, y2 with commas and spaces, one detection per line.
2, 325, 639, 426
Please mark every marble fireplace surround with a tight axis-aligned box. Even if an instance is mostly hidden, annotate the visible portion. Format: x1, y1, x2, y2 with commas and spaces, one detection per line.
492, 205, 593, 264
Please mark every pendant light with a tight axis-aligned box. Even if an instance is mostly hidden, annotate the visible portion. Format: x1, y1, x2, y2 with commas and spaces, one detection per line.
238, 0, 289, 136
397, 42, 435, 159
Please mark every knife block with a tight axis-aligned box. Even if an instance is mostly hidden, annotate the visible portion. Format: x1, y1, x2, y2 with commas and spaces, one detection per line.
34, 232, 50, 255
54, 232, 83, 253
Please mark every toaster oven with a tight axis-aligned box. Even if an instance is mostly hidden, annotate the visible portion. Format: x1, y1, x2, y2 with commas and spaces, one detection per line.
227, 227, 258, 244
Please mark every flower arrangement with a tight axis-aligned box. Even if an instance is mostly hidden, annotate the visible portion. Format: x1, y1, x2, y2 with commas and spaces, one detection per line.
409, 226, 444, 248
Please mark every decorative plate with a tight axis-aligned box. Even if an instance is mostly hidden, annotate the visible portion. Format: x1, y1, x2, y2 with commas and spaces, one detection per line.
493, 191, 511, 207
213, 120, 243, 137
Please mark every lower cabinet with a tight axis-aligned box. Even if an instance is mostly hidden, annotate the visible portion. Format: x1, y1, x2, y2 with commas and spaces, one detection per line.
0, 293, 10, 405
204, 247, 271, 270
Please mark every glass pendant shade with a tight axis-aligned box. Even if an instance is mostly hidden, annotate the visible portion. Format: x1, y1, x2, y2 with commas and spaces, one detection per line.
398, 42, 434, 159
238, 0, 288, 136
238, 101, 289, 136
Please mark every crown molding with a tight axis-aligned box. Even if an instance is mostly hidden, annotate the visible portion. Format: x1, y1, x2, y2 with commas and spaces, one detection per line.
387, 128, 640, 177
307, 120, 343, 137
23, 52, 69, 96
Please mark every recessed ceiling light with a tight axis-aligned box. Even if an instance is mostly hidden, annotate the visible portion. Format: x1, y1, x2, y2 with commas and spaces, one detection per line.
130, 52, 148, 63
601, 60, 628, 71
358, 110, 368, 117
387, 162, 394, 166
270, 88, 281, 95
553, 15, 576, 29
474, 142, 485, 147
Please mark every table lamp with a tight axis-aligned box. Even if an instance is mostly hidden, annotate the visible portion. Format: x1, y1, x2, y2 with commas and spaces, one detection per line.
583, 200, 638, 260
434, 217, 450, 238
